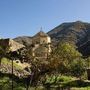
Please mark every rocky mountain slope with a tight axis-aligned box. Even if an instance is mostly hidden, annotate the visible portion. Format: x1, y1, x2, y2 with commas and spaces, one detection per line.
48, 21, 90, 45
14, 36, 32, 47
48, 21, 90, 56
14, 21, 90, 56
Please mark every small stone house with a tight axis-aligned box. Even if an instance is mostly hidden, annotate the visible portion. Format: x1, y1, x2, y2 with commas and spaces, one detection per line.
0, 38, 25, 52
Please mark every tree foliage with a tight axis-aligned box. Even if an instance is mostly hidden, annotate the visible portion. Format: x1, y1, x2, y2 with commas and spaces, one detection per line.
70, 58, 86, 78
48, 42, 84, 75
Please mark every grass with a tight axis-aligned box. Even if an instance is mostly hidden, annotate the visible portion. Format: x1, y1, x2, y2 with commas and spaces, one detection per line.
1, 57, 23, 70
0, 57, 29, 89
71, 87, 90, 90
42, 74, 90, 89
44, 75, 74, 85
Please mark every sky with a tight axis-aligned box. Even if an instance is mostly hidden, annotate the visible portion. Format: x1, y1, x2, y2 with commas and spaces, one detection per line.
0, 0, 90, 38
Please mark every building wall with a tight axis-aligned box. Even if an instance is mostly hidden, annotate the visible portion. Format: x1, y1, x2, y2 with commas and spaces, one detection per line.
0, 39, 25, 52
31, 34, 51, 58
33, 36, 51, 44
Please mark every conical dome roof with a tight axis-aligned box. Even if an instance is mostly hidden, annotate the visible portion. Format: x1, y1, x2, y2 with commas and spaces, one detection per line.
34, 31, 49, 37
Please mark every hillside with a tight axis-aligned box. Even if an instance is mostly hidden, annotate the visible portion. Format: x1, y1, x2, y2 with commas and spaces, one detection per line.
14, 21, 90, 56
0, 58, 30, 78
14, 36, 32, 47
48, 21, 90, 56
48, 21, 90, 45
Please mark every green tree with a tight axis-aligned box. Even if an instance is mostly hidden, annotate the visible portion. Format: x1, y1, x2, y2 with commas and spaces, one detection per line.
49, 42, 82, 74
55, 42, 82, 61
70, 58, 86, 78
86, 57, 90, 68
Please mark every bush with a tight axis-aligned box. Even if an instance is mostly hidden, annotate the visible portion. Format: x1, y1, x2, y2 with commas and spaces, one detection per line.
70, 58, 86, 78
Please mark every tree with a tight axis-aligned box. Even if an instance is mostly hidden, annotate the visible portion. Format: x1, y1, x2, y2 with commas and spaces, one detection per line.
86, 57, 90, 68
48, 42, 82, 74
70, 58, 86, 78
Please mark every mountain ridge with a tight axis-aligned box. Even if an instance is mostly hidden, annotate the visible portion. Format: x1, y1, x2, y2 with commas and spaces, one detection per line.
14, 21, 90, 56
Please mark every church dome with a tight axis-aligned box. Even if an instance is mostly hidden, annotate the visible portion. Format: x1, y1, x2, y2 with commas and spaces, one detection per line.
34, 31, 49, 37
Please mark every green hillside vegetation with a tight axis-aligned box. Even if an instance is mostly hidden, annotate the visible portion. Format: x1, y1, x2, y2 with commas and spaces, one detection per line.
0, 58, 29, 90
0, 57, 31, 78
0, 40, 90, 89
1, 58, 23, 70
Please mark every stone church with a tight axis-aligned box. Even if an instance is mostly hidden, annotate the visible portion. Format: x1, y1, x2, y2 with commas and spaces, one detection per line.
31, 31, 51, 59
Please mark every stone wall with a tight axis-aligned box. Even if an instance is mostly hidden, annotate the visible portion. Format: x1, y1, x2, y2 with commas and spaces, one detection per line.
0, 38, 25, 52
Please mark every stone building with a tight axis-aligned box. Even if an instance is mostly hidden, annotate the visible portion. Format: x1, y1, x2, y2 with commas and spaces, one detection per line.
0, 38, 25, 52
0, 31, 51, 60
31, 31, 51, 59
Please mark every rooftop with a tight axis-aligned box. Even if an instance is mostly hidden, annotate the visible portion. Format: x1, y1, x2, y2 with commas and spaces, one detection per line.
34, 31, 49, 37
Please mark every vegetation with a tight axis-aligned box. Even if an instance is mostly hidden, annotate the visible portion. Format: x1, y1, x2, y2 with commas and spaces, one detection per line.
0, 42, 90, 89
1, 57, 23, 70
0, 75, 26, 90
41, 75, 90, 88
48, 42, 86, 76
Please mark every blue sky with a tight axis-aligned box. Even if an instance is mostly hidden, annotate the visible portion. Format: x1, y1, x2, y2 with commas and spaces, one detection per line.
0, 0, 90, 38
